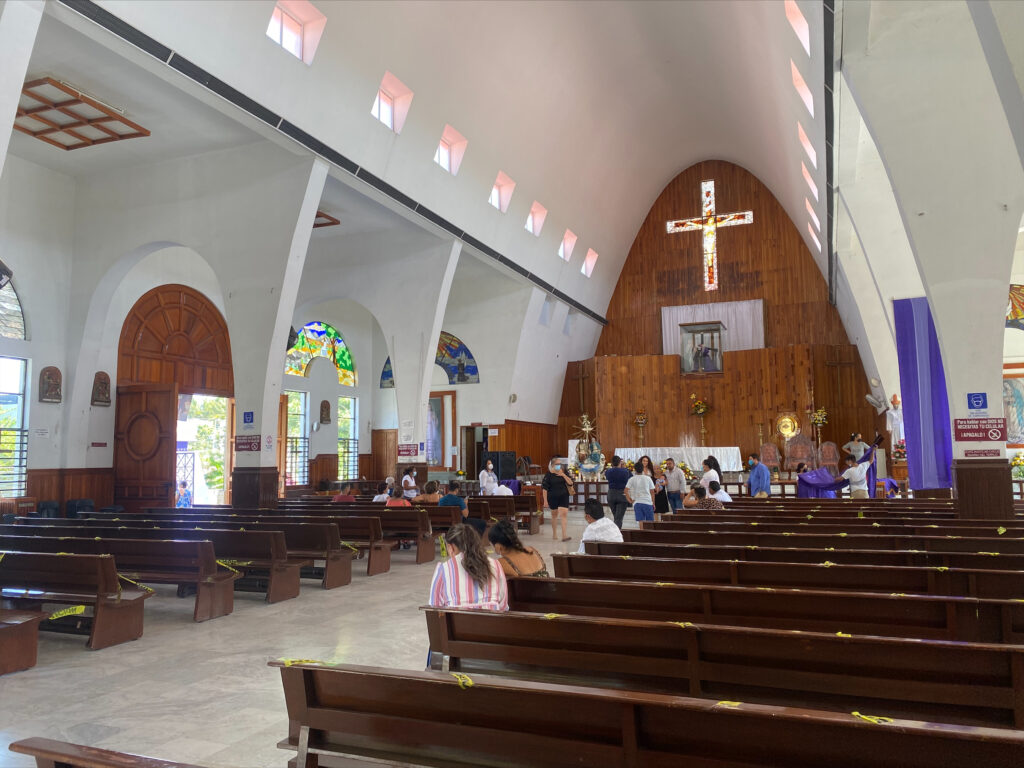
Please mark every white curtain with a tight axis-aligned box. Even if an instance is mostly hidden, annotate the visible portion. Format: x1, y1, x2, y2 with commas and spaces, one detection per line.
661, 299, 764, 356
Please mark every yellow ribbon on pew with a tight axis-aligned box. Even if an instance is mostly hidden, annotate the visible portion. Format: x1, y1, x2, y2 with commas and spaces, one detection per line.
806, 515, 813, 520
654, 582, 675, 587
945, 535, 960, 539
280, 658, 325, 667
837, 533, 847, 537
934, 566, 949, 572
871, 523, 880, 528
851, 711, 894, 725
821, 561, 837, 568
782, 532, 792, 536
0, 553, 4, 566
542, 613, 565, 620
836, 632, 852, 637
619, 555, 632, 560
439, 538, 449, 559
997, 527, 1007, 535
756, 587, 774, 591
339, 541, 359, 553
118, 574, 155, 593
716, 701, 742, 708
978, 552, 1000, 556
890, 593, 907, 597
749, 522, 758, 526
216, 559, 252, 574
668, 621, 695, 629
746, 545, 757, 550
451, 673, 474, 690
48, 605, 86, 621
857, 511, 864, 519
825, 547, 835, 551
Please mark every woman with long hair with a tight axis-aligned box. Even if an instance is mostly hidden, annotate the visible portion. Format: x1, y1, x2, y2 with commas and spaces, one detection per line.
636, 455, 667, 515
700, 456, 721, 489
428, 524, 508, 610
541, 457, 573, 542
487, 519, 548, 577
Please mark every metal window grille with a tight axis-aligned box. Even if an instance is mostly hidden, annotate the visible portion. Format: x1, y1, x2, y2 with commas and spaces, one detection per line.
337, 438, 358, 481
0, 428, 28, 497
176, 451, 195, 493
286, 436, 309, 485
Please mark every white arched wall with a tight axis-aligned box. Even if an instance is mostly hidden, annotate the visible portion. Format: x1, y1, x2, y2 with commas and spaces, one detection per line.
65, 244, 226, 468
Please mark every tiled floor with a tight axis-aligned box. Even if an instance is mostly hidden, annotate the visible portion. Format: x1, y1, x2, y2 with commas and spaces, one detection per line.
0, 511, 601, 767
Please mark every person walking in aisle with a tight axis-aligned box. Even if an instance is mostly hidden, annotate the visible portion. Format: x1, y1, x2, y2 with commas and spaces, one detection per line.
604, 455, 631, 529
542, 457, 573, 542
746, 453, 772, 498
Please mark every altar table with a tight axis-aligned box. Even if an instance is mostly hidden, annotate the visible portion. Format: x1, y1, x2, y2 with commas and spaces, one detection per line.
614, 446, 743, 472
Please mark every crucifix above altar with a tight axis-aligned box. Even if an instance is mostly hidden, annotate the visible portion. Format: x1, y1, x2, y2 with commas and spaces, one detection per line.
666, 179, 753, 291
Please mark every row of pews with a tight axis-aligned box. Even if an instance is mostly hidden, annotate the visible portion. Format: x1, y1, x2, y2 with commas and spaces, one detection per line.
0, 495, 514, 677
267, 496, 1024, 767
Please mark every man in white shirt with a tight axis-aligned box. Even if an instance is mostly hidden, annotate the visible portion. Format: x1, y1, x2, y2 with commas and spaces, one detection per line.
479, 461, 499, 495
625, 467, 656, 523
662, 458, 686, 512
578, 499, 623, 553
708, 480, 732, 503
841, 454, 870, 499
493, 483, 513, 496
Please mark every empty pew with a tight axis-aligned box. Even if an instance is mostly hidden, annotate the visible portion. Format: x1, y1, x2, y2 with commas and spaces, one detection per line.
558, 551, 1024, 599
0, 535, 236, 621
0, 609, 45, 675
0, 551, 150, 649
513, 493, 541, 534
423, 608, 1024, 728
2, 525, 300, 602
504, 576, 1024, 644
8, 738, 206, 767
270, 661, 1024, 768
646, 519, 1024, 538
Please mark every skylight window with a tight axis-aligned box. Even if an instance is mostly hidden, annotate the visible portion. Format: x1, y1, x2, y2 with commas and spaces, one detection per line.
558, 229, 577, 261
266, 1, 326, 65
802, 161, 819, 201
798, 122, 817, 168
525, 202, 547, 236
806, 198, 820, 231
371, 71, 414, 133
791, 60, 814, 117
488, 171, 516, 212
785, 0, 811, 56
581, 248, 598, 278
434, 124, 467, 175
807, 223, 821, 251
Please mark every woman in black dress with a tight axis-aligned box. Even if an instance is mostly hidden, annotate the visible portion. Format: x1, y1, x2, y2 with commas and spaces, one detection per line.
541, 457, 573, 542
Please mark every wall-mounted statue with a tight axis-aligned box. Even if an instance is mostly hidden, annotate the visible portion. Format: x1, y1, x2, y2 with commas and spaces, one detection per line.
320, 399, 331, 424
39, 366, 61, 404
91, 371, 111, 406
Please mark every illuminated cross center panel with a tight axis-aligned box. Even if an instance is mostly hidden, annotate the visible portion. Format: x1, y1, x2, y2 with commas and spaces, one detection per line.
666, 180, 753, 291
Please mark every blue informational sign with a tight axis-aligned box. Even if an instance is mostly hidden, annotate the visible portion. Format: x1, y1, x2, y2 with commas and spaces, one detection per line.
419, 442, 425, 452
243, 411, 254, 424
967, 393, 988, 410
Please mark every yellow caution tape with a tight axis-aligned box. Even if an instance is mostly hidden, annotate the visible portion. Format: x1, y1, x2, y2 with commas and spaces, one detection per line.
851, 711, 894, 725
451, 672, 474, 689
49, 605, 86, 621
934, 566, 949, 572
653, 582, 675, 587
926, 525, 938, 528
821, 561, 837, 568
118, 574, 154, 593
339, 541, 359, 553
890, 593, 908, 597
669, 621, 695, 629
716, 701, 742, 708
836, 632, 852, 637
746, 545, 757, 550
619, 555, 632, 560
978, 552, 1000, 556
825, 547, 835, 551
280, 658, 324, 667
997, 527, 1007, 535
782, 532, 792, 536
542, 613, 565, 620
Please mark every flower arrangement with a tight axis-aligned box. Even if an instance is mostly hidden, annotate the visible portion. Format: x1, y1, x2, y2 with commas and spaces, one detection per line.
810, 407, 828, 427
633, 410, 649, 428
660, 458, 695, 481
625, 459, 636, 471
689, 393, 709, 416
1012, 452, 1024, 479
455, 469, 466, 478
892, 440, 907, 461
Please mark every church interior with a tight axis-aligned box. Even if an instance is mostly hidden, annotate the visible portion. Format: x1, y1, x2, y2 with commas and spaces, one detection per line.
1, 0, 1024, 766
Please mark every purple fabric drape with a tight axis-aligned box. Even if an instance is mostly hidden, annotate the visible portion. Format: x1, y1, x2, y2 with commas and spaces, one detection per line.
797, 447, 877, 496
499, 479, 521, 495
893, 298, 952, 489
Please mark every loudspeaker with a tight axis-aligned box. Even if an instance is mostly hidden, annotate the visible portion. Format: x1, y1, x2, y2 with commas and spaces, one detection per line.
481, 450, 516, 481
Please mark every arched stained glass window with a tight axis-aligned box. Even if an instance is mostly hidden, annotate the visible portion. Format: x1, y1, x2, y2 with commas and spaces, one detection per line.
285, 321, 356, 386
436, 332, 479, 384
0, 282, 25, 340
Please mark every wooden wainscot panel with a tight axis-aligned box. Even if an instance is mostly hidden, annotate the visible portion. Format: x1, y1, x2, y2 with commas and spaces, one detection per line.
488, 420, 558, 466
309, 454, 339, 490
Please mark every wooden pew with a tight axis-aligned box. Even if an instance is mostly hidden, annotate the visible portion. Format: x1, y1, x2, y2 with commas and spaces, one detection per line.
0, 535, 236, 621
0, 551, 150, 649
270, 661, 1024, 767
505, 576, 1024, 644
646, 519, 1024, 538
0, 609, 45, 675
8, 738, 206, 767
423, 608, 1024, 728
558, 551, 1024, 599
2, 525, 300, 603
513, 494, 541, 534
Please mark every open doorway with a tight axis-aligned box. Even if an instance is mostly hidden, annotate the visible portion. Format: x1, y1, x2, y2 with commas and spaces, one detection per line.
176, 394, 230, 505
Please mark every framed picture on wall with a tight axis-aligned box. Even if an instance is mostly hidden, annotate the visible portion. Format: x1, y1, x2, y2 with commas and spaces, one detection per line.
428, 390, 457, 471
1002, 363, 1024, 447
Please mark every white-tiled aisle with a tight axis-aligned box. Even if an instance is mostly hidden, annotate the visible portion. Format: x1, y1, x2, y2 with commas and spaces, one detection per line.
0, 509, 619, 768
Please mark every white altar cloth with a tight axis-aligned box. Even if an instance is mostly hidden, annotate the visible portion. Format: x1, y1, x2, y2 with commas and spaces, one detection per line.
614, 446, 743, 472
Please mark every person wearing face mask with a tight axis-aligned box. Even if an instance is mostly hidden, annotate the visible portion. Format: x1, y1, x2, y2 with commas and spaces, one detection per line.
479, 460, 499, 496
402, 466, 419, 499
746, 453, 771, 498
541, 457, 573, 543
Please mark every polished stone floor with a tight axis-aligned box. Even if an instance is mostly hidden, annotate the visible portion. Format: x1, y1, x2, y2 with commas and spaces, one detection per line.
0, 511, 603, 767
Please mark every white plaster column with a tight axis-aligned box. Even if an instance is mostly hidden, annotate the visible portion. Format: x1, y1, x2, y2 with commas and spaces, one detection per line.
0, 0, 43, 183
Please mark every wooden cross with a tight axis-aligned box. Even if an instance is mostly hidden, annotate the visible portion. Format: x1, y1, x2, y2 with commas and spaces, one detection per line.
666, 179, 753, 291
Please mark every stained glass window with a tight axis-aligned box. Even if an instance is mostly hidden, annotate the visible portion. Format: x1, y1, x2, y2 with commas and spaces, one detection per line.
436, 331, 479, 384
0, 283, 26, 340
285, 321, 356, 386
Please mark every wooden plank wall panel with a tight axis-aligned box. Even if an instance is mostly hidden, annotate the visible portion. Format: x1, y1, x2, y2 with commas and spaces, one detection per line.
488, 420, 558, 465
596, 160, 848, 356
308, 454, 339, 489
358, 454, 373, 481
26, 468, 115, 510
371, 429, 398, 482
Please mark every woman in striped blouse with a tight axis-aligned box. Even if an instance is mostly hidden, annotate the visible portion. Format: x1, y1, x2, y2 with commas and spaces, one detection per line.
428, 524, 508, 611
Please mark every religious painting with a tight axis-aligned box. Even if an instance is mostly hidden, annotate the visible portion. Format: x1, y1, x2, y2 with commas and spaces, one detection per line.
379, 357, 394, 389
319, 399, 331, 424
38, 366, 61, 403
435, 331, 479, 384
1007, 285, 1024, 331
426, 396, 443, 467
91, 371, 111, 406
427, 390, 456, 470
285, 321, 357, 386
1002, 364, 1024, 447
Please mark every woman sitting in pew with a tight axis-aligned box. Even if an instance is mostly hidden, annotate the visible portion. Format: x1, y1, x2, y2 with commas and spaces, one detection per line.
487, 519, 548, 577
413, 480, 442, 505
386, 487, 412, 507
428, 524, 508, 611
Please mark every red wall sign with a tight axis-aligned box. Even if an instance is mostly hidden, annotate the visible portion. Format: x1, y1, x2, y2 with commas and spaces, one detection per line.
235, 435, 262, 452
953, 418, 1007, 442
964, 449, 1001, 457
398, 443, 418, 457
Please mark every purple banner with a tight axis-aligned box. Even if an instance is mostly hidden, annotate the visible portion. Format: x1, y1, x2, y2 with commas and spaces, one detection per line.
797, 447, 878, 497
893, 297, 952, 489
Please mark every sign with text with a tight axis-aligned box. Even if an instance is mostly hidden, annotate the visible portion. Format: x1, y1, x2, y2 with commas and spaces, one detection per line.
235, 435, 261, 452
953, 418, 1007, 442
398, 443, 418, 457
242, 410, 255, 431
964, 449, 1001, 457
